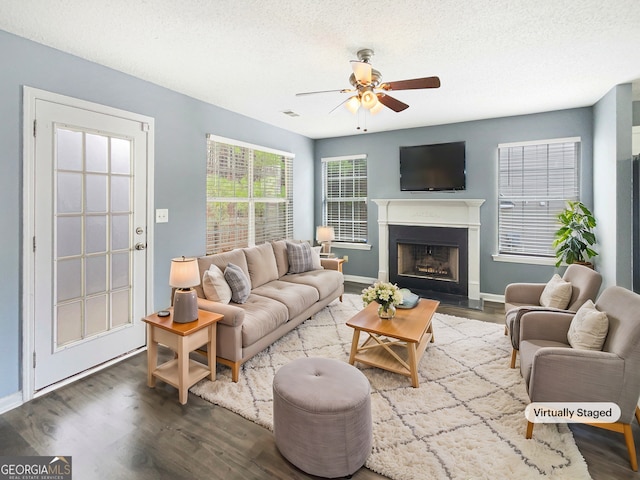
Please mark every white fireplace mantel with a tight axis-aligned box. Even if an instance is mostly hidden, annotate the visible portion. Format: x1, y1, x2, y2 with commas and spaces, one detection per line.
373, 199, 485, 300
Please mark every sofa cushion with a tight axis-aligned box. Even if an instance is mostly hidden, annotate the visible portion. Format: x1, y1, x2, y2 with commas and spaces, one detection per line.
567, 300, 609, 351
271, 240, 289, 278
540, 274, 572, 309
224, 263, 251, 304
252, 280, 320, 318
244, 243, 279, 289
196, 249, 249, 298
236, 294, 289, 347
311, 245, 322, 270
202, 264, 232, 304
286, 241, 314, 274
281, 269, 343, 300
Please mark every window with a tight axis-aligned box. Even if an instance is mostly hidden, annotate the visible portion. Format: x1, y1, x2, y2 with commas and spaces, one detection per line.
498, 137, 580, 258
206, 135, 293, 253
322, 155, 368, 243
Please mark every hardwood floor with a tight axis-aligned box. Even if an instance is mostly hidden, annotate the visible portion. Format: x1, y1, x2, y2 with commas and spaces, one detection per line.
1, 283, 638, 479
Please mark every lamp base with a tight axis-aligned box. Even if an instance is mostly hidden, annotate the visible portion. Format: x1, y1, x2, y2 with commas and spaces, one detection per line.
173, 289, 198, 323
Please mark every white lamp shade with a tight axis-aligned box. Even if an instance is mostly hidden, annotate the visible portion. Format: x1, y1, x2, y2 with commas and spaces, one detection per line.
345, 95, 361, 114
169, 257, 200, 288
360, 89, 378, 110
316, 225, 335, 242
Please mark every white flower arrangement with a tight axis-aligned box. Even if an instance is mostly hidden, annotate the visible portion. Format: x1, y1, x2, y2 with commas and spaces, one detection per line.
361, 281, 404, 309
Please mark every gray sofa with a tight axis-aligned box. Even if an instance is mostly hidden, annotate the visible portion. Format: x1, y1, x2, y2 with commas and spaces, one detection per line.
193, 240, 344, 382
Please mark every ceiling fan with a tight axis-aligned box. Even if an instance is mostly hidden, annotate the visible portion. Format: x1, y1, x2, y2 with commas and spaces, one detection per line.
296, 48, 440, 114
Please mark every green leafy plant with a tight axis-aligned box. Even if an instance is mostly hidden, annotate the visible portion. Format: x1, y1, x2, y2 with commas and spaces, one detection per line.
552, 201, 598, 267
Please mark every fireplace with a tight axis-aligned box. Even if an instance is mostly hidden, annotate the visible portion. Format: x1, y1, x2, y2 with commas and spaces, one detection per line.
373, 199, 485, 301
389, 225, 468, 296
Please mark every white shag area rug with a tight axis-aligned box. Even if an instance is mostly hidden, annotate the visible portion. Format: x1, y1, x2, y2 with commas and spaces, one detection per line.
190, 294, 591, 480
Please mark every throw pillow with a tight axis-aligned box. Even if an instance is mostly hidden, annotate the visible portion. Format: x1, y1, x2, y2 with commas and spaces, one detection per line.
224, 262, 251, 304
567, 300, 609, 350
202, 265, 232, 304
539, 274, 572, 309
286, 241, 314, 274
311, 245, 322, 270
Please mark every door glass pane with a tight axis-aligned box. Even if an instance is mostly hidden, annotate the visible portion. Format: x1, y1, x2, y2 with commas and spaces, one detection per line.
111, 214, 130, 251
56, 129, 82, 171
57, 258, 82, 302
85, 295, 108, 336
57, 217, 82, 258
111, 176, 130, 212
86, 133, 108, 173
111, 252, 130, 289
86, 174, 107, 213
111, 290, 130, 327
57, 301, 83, 345
85, 255, 107, 295
85, 215, 107, 254
111, 138, 131, 174
57, 172, 82, 214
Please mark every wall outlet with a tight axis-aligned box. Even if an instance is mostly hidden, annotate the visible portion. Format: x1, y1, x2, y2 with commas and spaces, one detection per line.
343, 255, 348, 263
155, 208, 169, 223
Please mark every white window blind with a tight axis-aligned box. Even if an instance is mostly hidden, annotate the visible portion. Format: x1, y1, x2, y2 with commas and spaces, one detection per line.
206, 135, 293, 253
498, 138, 580, 257
322, 155, 368, 243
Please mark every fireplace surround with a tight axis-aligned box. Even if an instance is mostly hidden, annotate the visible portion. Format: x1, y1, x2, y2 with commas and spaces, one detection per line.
373, 199, 485, 300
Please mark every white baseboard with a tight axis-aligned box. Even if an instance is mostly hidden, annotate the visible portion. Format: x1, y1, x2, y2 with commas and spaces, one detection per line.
343, 274, 377, 285
0, 391, 24, 415
481, 292, 505, 304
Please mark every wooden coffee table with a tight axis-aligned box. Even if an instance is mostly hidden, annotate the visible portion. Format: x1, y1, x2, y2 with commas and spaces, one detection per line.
347, 298, 439, 388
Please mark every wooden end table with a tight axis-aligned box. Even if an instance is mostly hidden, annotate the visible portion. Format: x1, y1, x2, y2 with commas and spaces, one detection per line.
346, 298, 439, 388
143, 308, 223, 404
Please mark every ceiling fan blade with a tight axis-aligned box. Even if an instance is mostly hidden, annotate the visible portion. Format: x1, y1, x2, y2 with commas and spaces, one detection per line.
380, 76, 441, 91
350, 61, 372, 85
377, 93, 409, 112
296, 88, 351, 96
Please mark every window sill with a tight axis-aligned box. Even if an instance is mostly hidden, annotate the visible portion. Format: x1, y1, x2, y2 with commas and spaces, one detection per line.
492, 254, 558, 266
332, 242, 372, 251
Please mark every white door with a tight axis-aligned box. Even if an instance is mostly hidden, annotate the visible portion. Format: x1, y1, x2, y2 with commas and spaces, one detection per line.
32, 98, 150, 390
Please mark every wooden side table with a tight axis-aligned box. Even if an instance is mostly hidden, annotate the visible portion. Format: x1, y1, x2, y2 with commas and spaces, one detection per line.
142, 308, 223, 404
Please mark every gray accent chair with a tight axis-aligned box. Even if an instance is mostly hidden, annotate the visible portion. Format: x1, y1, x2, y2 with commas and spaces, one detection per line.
519, 286, 640, 471
504, 263, 602, 368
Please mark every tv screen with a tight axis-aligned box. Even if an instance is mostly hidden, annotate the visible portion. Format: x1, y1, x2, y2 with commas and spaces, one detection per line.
399, 141, 466, 191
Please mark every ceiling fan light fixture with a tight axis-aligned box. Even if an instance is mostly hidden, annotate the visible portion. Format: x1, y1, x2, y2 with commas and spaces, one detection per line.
360, 88, 378, 110
345, 95, 361, 114
370, 101, 383, 115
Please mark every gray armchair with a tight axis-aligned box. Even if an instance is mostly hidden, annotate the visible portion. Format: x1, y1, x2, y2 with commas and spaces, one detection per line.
504, 263, 602, 368
519, 286, 640, 471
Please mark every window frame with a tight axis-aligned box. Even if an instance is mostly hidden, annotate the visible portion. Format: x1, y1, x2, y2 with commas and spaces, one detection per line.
321, 154, 368, 245
206, 135, 294, 254
494, 137, 580, 265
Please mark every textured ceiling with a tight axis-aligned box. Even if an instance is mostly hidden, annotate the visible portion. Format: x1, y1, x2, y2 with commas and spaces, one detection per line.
1, 0, 639, 139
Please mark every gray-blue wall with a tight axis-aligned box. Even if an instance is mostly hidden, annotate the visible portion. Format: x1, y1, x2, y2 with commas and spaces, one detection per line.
0, 30, 314, 400
315, 108, 594, 295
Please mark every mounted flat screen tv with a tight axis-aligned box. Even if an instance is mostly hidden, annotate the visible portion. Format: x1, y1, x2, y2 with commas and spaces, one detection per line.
399, 141, 466, 191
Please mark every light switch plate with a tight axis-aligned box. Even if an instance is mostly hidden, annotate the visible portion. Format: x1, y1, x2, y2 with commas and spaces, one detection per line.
155, 208, 168, 223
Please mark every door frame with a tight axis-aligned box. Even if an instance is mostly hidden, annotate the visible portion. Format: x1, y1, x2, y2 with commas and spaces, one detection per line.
22, 86, 155, 401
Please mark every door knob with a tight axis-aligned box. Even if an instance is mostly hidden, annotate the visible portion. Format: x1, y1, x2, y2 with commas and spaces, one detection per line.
135, 243, 146, 250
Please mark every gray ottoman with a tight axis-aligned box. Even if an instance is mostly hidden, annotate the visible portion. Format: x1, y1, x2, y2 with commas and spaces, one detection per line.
272, 357, 372, 478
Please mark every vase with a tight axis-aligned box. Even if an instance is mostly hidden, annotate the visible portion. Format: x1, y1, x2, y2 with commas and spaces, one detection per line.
378, 303, 396, 319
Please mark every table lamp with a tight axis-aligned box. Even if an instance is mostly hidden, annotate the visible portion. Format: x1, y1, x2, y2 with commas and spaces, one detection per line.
169, 256, 201, 323
316, 225, 335, 256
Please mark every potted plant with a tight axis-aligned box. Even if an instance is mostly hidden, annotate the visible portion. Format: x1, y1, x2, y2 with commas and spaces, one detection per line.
552, 200, 598, 268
